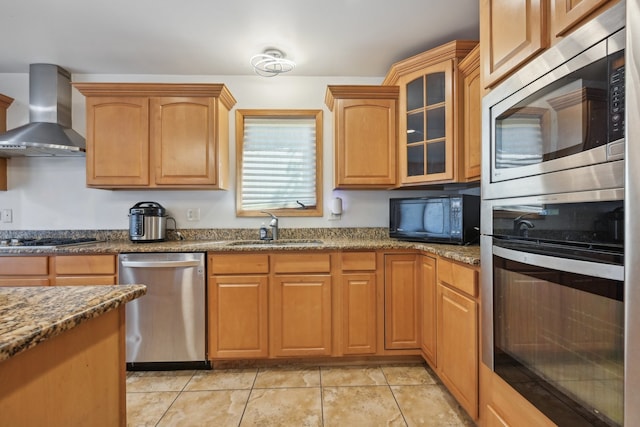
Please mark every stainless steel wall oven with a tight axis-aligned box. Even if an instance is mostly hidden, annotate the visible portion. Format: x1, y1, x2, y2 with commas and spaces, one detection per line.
480, 2, 633, 425
482, 189, 624, 426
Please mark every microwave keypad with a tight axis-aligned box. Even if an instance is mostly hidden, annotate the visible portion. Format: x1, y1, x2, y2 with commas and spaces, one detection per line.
610, 64, 625, 141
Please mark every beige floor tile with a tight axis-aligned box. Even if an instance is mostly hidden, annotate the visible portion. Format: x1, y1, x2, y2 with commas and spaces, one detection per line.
156, 389, 250, 426
184, 368, 257, 391
240, 387, 322, 427
254, 366, 321, 388
382, 364, 438, 386
126, 391, 178, 426
320, 366, 387, 386
322, 386, 407, 427
391, 385, 474, 426
126, 371, 194, 392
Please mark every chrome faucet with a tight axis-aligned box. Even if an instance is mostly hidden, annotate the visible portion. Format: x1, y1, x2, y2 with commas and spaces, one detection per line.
261, 211, 279, 241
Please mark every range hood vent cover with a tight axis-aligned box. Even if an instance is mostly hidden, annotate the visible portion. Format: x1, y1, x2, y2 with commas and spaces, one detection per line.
0, 64, 86, 157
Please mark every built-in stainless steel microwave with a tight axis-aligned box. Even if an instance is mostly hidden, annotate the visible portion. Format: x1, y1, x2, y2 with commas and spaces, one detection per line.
389, 195, 480, 245
482, 6, 626, 200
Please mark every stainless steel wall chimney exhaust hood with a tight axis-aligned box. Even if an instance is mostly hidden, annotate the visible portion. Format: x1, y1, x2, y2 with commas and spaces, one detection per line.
0, 64, 85, 157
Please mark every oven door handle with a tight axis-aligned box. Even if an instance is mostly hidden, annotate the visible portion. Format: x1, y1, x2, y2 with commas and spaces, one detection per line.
493, 245, 624, 281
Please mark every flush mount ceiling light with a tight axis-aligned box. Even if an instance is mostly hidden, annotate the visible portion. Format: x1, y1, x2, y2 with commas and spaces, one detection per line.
250, 48, 296, 77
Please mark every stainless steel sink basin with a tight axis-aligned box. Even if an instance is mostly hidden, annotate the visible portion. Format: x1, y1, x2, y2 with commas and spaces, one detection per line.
226, 239, 324, 247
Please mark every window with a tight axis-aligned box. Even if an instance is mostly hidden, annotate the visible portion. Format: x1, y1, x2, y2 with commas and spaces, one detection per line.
236, 109, 323, 217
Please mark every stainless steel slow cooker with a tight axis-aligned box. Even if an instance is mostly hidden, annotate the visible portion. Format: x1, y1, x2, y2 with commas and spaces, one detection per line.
128, 201, 168, 242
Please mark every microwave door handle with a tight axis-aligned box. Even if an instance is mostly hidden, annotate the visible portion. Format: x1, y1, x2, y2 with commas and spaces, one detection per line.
493, 245, 623, 282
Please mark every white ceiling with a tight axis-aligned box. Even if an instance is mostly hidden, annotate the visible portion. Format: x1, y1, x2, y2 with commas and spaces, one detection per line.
0, 0, 479, 77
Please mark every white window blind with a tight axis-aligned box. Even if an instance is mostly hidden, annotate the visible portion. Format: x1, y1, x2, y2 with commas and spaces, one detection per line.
241, 116, 317, 211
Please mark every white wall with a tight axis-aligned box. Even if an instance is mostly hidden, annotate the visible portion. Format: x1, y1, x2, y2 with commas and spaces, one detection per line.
0, 73, 467, 231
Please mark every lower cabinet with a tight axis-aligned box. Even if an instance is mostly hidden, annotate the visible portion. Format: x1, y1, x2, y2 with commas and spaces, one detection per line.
420, 255, 437, 366
208, 252, 333, 359
479, 363, 556, 427
270, 274, 332, 357
270, 253, 333, 357
0, 256, 50, 286
208, 254, 269, 359
54, 254, 117, 285
340, 252, 378, 355
436, 257, 479, 420
384, 254, 420, 350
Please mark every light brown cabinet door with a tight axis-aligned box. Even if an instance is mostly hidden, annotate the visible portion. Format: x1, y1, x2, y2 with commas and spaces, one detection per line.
551, 0, 613, 37
0, 94, 13, 191
398, 61, 455, 184
480, 0, 547, 88
459, 46, 481, 182
151, 97, 218, 186
437, 283, 478, 419
326, 85, 398, 188
341, 273, 377, 355
85, 96, 150, 187
384, 254, 419, 349
271, 275, 332, 357
420, 255, 437, 366
208, 275, 269, 359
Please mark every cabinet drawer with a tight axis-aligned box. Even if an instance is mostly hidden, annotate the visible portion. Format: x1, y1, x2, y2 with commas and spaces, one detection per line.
0, 278, 50, 287
437, 257, 478, 297
272, 253, 331, 274
55, 255, 116, 275
341, 252, 376, 271
55, 276, 116, 286
209, 254, 269, 275
0, 256, 49, 275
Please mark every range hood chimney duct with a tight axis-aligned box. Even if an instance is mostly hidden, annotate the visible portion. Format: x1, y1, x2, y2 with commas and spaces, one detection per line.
0, 64, 86, 157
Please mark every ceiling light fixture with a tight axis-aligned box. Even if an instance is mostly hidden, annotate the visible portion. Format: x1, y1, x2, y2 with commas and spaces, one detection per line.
250, 48, 296, 77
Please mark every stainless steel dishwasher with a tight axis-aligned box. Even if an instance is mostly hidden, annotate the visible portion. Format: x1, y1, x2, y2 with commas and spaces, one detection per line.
118, 252, 207, 369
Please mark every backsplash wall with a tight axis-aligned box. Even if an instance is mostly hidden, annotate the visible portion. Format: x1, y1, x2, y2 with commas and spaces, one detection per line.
0, 73, 478, 231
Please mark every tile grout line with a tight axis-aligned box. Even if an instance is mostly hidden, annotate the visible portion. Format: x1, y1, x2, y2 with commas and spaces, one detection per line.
236, 367, 260, 427
144, 370, 197, 427
379, 365, 411, 427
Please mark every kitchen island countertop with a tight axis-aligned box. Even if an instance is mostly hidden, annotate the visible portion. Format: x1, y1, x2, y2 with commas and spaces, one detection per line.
0, 284, 146, 362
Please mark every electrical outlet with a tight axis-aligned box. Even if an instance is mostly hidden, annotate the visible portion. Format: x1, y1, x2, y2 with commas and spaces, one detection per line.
1, 209, 12, 223
186, 208, 201, 221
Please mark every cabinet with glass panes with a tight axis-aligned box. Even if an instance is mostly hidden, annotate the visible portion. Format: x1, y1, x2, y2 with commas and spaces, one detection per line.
383, 40, 477, 185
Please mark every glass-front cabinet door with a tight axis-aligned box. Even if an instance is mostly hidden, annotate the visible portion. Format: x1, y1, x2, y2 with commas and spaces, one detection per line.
399, 61, 454, 184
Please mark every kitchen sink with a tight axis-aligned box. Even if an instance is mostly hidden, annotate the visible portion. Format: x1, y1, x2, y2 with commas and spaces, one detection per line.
225, 239, 324, 247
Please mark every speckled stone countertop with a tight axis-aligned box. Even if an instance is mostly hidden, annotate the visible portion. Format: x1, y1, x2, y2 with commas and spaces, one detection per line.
0, 228, 480, 265
0, 285, 146, 362
0, 239, 480, 265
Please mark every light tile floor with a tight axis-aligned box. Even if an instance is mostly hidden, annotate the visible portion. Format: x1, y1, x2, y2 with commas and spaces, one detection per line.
126, 363, 476, 426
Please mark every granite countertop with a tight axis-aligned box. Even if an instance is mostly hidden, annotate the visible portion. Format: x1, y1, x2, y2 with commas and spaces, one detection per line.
0, 238, 480, 265
0, 284, 146, 362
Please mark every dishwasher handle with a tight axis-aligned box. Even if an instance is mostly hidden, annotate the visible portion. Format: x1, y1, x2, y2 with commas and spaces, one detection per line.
120, 259, 202, 268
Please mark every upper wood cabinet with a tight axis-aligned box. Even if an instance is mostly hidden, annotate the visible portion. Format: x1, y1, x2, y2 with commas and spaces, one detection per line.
550, 0, 615, 38
458, 45, 481, 182
73, 83, 236, 189
480, 0, 618, 89
383, 40, 478, 186
0, 94, 14, 191
325, 86, 398, 188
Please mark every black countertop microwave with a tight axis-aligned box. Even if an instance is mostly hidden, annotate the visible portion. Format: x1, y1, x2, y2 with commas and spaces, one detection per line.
389, 195, 480, 245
